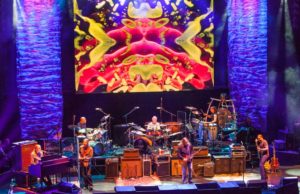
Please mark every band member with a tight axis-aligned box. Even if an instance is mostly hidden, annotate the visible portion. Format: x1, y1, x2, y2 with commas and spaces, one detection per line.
30, 144, 52, 186
79, 138, 93, 191
134, 138, 157, 175
203, 106, 218, 141
204, 106, 218, 123
147, 116, 161, 130
177, 137, 193, 184
255, 134, 269, 180
77, 117, 87, 135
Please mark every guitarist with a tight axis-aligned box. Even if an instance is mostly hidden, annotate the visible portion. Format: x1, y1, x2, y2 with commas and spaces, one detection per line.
79, 138, 93, 191
177, 137, 193, 184
255, 134, 269, 180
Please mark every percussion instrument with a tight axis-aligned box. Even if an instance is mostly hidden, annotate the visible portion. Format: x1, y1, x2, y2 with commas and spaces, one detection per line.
208, 123, 218, 141
185, 106, 197, 111
164, 122, 182, 133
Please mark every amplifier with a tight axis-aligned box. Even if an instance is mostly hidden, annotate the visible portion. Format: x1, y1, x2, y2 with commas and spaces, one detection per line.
213, 155, 231, 174
91, 157, 106, 175
171, 158, 182, 176
193, 155, 211, 176
143, 159, 151, 176
123, 148, 140, 158
193, 146, 209, 156
105, 158, 119, 178
203, 162, 214, 177
230, 157, 245, 173
120, 157, 142, 179
156, 161, 170, 177
156, 154, 171, 163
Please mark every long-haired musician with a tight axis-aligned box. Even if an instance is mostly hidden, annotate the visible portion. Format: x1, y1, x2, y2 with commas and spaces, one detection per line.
177, 137, 193, 184
30, 144, 52, 186
79, 138, 93, 191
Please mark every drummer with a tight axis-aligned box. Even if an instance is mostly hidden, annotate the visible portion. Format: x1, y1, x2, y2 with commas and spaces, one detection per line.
77, 117, 87, 135
147, 116, 161, 131
203, 106, 218, 142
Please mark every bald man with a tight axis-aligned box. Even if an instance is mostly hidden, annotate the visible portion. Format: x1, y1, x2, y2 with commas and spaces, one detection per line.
147, 116, 161, 131
79, 138, 93, 191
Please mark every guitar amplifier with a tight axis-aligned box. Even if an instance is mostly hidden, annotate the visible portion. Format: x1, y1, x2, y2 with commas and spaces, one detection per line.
123, 148, 140, 158
156, 154, 171, 177
105, 158, 119, 178
157, 162, 170, 177
203, 162, 215, 177
143, 159, 151, 176
193, 146, 209, 156
230, 156, 245, 173
171, 158, 182, 176
213, 155, 231, 174
193, 154, 211, 176
120, 157, 142, 179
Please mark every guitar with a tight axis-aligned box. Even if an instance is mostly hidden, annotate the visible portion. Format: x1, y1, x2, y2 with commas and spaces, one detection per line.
271, 142, 279, 172
180, 149, 202, 167
79, 146, 93, 168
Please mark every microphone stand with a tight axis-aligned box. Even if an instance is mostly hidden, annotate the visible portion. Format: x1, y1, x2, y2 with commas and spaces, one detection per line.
123, 107, 139, 147
123, 107, 139, 124
158, 107, 176, 121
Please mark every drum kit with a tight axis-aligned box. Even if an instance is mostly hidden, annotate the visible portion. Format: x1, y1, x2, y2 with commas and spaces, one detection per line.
68, 113, 113, 156
127, 122, 183, 149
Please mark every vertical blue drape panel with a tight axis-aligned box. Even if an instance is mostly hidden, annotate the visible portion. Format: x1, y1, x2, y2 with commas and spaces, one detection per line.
227, 0, 268, 130
16, 0, 63, 139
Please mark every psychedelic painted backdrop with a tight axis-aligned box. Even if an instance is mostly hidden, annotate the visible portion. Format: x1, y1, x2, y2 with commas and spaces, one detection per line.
74, 0, 214, 93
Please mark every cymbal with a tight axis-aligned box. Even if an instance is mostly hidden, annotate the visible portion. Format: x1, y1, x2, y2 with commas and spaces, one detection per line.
185, 106, 197, 111
169, 131, 183, 137
132, 125, 146, 132
192, 111, 200, 115
131, 131, 145, 136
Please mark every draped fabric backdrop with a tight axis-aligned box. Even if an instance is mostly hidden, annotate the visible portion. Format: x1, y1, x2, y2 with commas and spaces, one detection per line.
227, 0, 268, 131
15, 0, 64, 139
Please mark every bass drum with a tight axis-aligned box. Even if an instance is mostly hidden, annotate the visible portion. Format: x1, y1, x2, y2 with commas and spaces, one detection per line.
89, 141, 105, 156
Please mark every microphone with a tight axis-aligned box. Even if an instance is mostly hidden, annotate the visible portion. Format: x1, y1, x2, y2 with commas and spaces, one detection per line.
95, 107, 102, 111
134, 106, 140, 109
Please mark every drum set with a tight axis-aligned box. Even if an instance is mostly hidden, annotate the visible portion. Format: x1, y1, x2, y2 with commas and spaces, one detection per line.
127, 122, 183, 149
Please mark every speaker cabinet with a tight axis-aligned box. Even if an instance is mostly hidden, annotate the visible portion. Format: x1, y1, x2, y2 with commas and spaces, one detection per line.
120, 157, 142, 179
143, 159, 151, 176
105, 158, 119, 178
193, 154, 212, 176
157, 162, 170, 177
213, 155, 231, 174
203, 162, 214, 177
91, 157, 105, 175
13, 141, 37, 172
171, 158, 182, 176
58, 181, 80, 193
230, 157, 245, 173
247, 179, 267, 189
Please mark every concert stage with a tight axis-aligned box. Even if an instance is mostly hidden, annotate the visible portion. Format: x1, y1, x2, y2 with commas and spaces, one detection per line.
2, 165, 298, 193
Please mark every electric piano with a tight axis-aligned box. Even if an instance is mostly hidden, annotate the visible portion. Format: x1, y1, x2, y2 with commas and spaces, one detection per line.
29, 155, 71, 179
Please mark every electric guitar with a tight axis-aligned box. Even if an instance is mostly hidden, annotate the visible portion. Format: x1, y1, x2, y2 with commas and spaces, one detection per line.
180, 149, 202, 167
79, 146, 93, 168
271, 142, 279, 171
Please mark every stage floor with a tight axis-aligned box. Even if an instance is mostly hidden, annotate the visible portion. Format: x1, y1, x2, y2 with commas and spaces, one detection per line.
77, 165, 300, 193
7, 165, 300, 193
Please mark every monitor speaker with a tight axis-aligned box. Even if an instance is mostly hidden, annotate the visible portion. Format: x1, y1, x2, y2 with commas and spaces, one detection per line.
58, 181, 80, 193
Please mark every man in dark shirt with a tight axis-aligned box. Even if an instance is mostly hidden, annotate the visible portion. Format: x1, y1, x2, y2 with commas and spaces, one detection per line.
255, 134, 269, 180
177, 137, 193, 184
